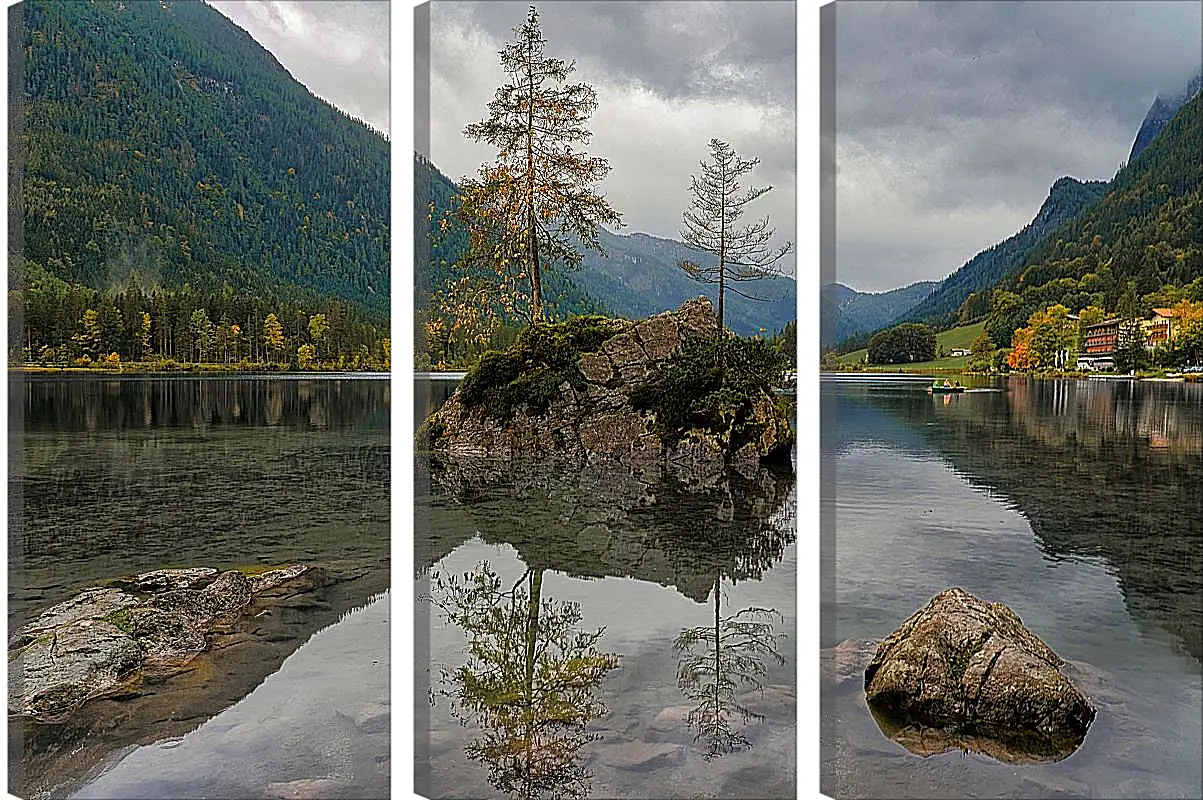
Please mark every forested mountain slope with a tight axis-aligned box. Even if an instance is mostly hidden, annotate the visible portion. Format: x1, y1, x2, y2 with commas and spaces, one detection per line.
985, 91, 1202, 344
893, 177, 1108, 331
821, 280, 936, 347
13, 0, 389, 318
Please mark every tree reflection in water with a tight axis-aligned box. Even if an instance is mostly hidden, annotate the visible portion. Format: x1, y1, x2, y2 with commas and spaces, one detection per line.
675, 584, 785, 760
429, 563, 620, 800
670, 475, 793, 760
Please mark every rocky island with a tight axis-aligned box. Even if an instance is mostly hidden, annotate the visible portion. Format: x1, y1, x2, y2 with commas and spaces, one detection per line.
418, 297, 794, 483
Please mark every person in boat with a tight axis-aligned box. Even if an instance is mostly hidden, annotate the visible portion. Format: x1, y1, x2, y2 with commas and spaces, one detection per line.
943, 379, 953, 389
954, 380, 962, 388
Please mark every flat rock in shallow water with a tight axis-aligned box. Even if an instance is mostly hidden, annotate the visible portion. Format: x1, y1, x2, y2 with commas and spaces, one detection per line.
9, 620, 142, 718
19, 587, 141, 639
8, 565, 328, 722
864, 587, 1095, 763
128, 567, 219, 592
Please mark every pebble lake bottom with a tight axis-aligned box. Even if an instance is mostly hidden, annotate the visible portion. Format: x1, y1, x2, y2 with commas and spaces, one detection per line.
821, 375, 1203, 799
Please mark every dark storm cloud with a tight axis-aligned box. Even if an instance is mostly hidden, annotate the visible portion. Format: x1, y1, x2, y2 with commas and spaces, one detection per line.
834, 0, 1201, 292
210, 1, 390, 136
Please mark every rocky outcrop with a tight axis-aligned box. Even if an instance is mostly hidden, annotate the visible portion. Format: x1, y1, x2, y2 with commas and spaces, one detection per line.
863, 588, 1095, 763
421, 297, 793, 480
8, 565, 331, 722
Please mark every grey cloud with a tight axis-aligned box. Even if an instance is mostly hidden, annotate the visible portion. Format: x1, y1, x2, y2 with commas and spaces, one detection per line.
447, 0, 796, 110
834, 0, 1201, 292
429, 0, 796, 263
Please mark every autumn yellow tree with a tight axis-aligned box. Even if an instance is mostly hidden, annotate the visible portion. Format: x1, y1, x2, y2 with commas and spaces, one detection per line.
263, 313, 284, 364
1008, 304, 1076, 371
455, 5, 621, 324
1006, 326, 1035, 370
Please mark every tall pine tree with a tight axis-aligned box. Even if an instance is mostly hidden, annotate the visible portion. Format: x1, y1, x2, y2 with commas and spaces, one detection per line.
456, 5, 621, 324
680, 138, 792, 332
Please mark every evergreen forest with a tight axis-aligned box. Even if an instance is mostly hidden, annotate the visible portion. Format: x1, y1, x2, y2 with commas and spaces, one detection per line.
9, 0, 390, 368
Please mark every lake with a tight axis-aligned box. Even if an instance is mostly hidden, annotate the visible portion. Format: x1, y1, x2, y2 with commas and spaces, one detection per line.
414, 377, 798, 799
8, 373, 390, 799
821, 374, 1203, 799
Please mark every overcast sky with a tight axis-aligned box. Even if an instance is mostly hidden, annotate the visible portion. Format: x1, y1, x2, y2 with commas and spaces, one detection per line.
425, 1, 797, 273
835, 0, 1201, 293
209, 0, 391, 137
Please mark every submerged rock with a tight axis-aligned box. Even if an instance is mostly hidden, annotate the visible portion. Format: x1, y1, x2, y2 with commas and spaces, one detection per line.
9, 620, 143, 719
863, 587, 1096, 763
7, 564, 329, 722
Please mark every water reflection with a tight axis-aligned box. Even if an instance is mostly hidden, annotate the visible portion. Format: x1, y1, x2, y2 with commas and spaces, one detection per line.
422, 456, 796, 774
10, 375, 390, 798
867, 704, 1086, 766
421, 457, 795, 603
16, 374, 389, 432
843, 378, 1203, 665
71, 592, 390, 800
429, 564, 620, 800
675, 592, 785, 759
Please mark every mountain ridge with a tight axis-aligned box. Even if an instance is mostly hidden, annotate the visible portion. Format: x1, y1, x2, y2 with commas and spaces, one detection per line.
886, 176, 1108, 332
14, 0, 389, 319
821, 280, 937, 347
416, 154, 796, 337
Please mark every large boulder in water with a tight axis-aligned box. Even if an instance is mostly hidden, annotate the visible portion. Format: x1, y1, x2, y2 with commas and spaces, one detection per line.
863, 587, 1095, 762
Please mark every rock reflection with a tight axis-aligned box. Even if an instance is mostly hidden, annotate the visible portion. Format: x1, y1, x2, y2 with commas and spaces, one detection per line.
420, 456, 796, 602
867, 704, 1086, 765
422, 455, 797, 768
428, 562, 620, 800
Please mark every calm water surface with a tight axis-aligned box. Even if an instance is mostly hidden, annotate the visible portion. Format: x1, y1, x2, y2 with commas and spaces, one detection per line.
821, 375, 1203, 799
8, 374, 390, 799
415, 378, 798, 799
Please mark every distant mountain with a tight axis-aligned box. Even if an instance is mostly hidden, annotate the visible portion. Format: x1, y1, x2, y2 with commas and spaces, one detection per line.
893, 176, 1108, 330
416, 155, 796, 337
581, 230, 795, 337
1128, 70, 1202, 163
14, 0, 389, 318
820, 280, 937, 347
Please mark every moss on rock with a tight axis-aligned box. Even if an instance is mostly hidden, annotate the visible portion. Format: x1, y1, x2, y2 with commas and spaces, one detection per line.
458, 315, 632, 421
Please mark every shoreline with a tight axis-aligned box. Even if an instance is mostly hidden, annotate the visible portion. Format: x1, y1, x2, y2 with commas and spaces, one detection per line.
11, 364, 388, 376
